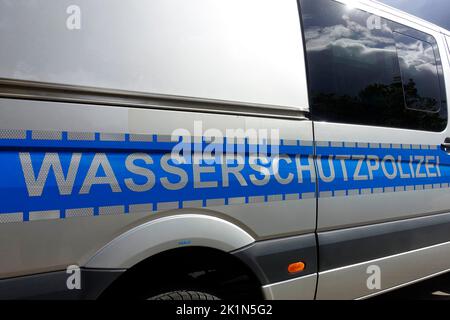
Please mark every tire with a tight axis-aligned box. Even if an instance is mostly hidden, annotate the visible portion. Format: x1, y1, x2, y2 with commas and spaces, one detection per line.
148, 290, 220, 301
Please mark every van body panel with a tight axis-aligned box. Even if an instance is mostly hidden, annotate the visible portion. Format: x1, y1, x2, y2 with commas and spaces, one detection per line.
0, 0, 309, 110
317, 240, 450, 300
0, 99, 315, 278
0, 0, 449, 300
262, 273, 317, 300
314, 122, 450, 230
299, 0, 450, 298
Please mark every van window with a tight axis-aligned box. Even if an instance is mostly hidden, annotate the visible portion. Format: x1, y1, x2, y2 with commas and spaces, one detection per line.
394, 32, 441, 112
299, 0, 447, 131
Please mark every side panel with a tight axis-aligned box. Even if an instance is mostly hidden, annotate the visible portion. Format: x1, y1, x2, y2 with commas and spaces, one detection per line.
299, 0, 450, 299
0, 269, 124, 300
262, 274, 317, 300
0, 98, 316, 279
318, 240, 450, 300
0, 0, 308, 109
0, 0, 318, 298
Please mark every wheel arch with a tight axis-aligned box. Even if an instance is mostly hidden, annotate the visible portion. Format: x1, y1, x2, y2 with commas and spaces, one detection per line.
84, 213, 256, 269
99, 245, 265, 299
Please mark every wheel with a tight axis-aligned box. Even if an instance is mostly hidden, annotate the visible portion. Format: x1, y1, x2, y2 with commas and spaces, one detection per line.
148, 290, 220, 300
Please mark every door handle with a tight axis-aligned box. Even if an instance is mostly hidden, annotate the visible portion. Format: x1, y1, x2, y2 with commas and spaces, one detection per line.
441, 137, 450, 152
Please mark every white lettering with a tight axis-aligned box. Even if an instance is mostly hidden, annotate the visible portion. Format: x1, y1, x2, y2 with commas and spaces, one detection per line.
124, 153, 155, 192
80, 153, 121, 194
20, 152, 81, 197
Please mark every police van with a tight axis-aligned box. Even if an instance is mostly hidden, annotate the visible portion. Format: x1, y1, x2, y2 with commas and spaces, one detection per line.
0, 0, 449, 300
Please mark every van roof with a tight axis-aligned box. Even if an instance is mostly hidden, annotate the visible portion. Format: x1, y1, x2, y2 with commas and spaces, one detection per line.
357, 0, 450, 35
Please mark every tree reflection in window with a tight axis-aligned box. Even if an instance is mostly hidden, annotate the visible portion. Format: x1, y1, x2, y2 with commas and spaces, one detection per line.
394, 32, 441, 112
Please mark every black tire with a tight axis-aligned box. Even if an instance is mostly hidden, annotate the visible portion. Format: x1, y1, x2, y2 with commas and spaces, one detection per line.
148, 290, 220, 301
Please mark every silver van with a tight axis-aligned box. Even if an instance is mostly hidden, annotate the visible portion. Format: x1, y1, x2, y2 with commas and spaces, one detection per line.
0, 0, 449, 300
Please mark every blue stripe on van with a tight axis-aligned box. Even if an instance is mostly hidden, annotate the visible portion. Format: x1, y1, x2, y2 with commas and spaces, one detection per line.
0, 129, 448, 223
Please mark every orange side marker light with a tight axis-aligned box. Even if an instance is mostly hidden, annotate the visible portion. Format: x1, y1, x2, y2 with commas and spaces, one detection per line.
288, 261, 305, 274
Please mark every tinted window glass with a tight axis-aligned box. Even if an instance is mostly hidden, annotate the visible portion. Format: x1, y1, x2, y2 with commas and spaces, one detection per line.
394, 32, 441, 112
300, 0, 447, 131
